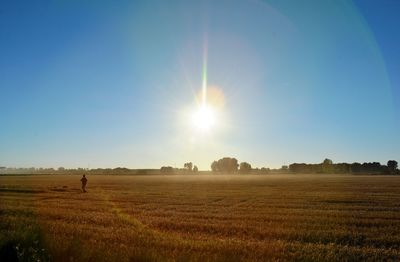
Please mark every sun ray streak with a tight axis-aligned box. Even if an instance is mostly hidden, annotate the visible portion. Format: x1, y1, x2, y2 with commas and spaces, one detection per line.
202, 39, 208, 106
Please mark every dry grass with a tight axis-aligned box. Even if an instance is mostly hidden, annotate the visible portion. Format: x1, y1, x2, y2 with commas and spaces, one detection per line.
1, 174, 400, 261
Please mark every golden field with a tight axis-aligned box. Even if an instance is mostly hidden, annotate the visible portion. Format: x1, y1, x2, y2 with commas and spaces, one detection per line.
1, 174, 400, 261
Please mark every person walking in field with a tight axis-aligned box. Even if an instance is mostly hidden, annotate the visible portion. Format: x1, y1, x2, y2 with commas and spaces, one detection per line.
81, 174, 88, 192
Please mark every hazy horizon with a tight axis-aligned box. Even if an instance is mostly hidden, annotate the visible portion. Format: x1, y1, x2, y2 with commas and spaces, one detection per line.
1, 0, 399, 170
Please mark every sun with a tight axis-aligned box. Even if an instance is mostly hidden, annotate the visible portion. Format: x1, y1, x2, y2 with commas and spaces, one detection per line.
191, 104, 216, 132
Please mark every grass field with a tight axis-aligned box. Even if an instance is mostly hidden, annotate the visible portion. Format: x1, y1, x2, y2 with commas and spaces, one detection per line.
1, 174, 400, 261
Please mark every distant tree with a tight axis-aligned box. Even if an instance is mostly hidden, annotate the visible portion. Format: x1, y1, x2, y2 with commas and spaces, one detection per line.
260, 167, 270, 174
362, 162, 382, 174
58, 167, 65, 172
289, 163, 313, 173
211, 161, 218, 172
136, 169, 148, 175
160, 166, 174, 173
281, 165, 288, 171
387, 160, 398, 174
47, 168, 55, 173
351, 162, 362, 173
239, 162, 252, 174
114, 167, 130, 173
193, 165, 198, 173
322, 158, 333, 173
334, 163, 351, 174
184, 162, 193, 172
211, 157, 239, 173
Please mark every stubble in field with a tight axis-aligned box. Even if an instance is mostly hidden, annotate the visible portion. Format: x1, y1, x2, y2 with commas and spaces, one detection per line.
1, 174, 400, 261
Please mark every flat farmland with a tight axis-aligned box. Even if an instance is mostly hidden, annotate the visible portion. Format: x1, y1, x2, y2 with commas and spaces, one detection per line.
1, 174, 400, 261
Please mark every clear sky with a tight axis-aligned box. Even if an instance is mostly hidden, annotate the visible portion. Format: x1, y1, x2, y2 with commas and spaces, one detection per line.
1, 0, 399, 169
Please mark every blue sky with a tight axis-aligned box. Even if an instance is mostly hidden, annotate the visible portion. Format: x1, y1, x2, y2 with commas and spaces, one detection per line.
1, 0, 399, 169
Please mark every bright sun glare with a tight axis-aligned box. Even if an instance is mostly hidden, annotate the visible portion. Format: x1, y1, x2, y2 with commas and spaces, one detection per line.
191, 104, 216, 132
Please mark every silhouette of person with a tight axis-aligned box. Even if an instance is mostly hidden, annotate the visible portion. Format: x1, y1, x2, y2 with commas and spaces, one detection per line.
81, 175, 87, 192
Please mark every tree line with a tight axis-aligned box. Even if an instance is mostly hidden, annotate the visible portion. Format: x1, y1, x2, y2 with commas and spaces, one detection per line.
197, 157, 398, 175
1, 158, 398, 175
205, 157, 398, 175
289, 159, 399, 175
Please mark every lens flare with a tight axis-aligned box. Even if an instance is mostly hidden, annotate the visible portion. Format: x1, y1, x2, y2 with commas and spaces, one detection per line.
202, 39, 208, 106
189, 37, 225, 134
